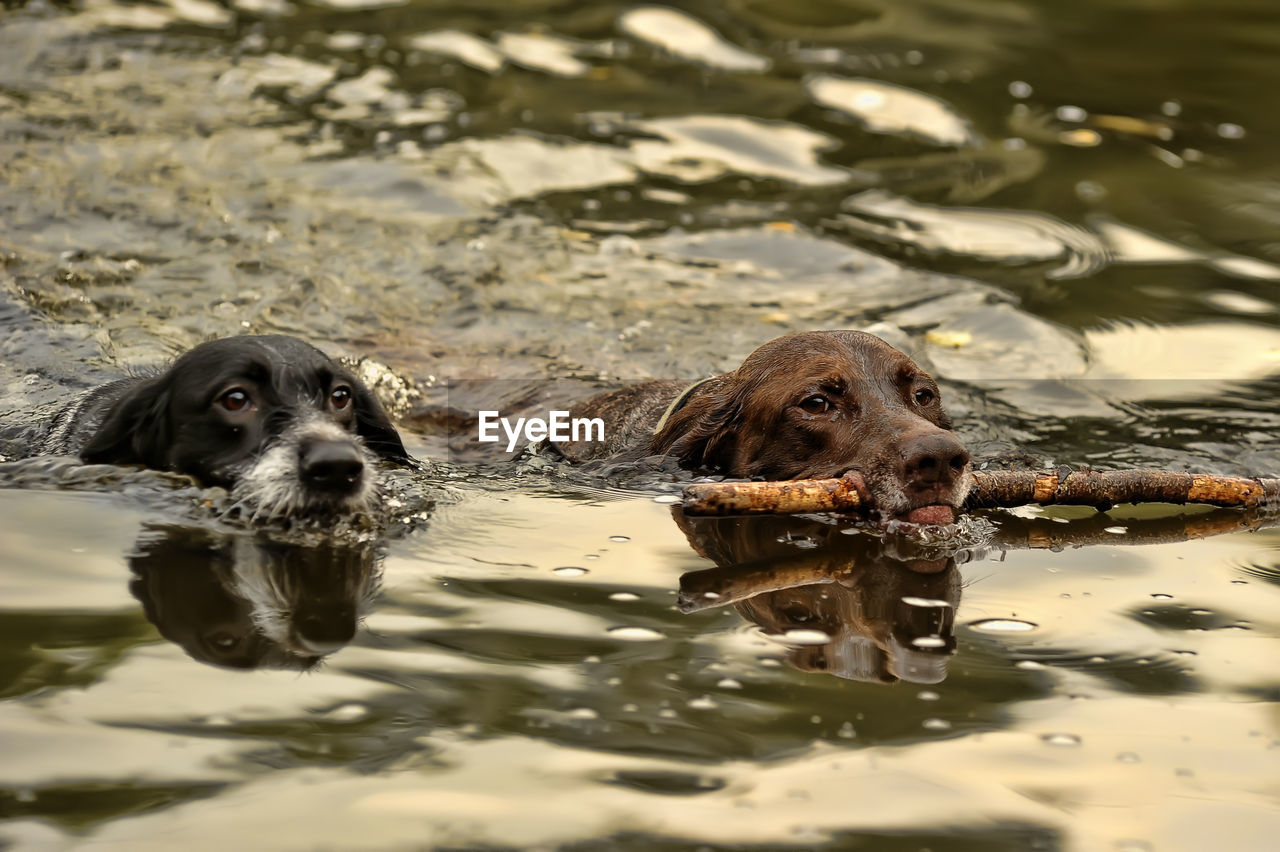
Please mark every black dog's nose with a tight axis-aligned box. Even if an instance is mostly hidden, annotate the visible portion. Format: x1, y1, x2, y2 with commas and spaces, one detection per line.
300, 441, 365, 494
902, 433, 970, 486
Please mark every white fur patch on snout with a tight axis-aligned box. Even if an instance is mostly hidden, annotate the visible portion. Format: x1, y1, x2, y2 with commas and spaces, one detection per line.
231, 413, 378, 520
228, 537, 380, 661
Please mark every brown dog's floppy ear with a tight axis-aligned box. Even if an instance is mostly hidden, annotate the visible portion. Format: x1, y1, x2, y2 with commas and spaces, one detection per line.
651, 376, 743, 473
80, 377, 172, 468
350, 384, 411, 465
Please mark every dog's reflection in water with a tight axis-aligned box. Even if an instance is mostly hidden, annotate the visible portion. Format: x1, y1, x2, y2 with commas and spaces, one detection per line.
128, 526, 380, 670
676, 513, 962, 685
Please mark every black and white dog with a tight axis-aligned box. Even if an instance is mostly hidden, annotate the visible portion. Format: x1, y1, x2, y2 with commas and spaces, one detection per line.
34, 335, 411, 517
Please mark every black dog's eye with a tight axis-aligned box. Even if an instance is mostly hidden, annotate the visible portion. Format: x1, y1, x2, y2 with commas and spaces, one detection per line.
330, 386, 352, 410
218, 388, 252, 412
798, 395, 831, 415
207, 631, 241, 650
914, 388, 936, 406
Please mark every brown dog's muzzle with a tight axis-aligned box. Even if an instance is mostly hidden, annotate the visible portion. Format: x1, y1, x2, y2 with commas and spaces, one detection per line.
901, 431, 970, 490
897, 430, 970, 524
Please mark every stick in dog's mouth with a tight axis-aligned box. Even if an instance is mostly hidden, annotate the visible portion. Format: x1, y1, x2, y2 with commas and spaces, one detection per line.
681, 469, 1280, 519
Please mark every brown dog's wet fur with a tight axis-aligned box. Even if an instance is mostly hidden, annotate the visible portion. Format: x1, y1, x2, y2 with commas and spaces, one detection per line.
555, 330, 971, 523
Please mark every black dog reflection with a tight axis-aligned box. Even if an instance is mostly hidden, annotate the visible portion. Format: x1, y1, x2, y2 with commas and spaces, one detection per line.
128, 525, 380, 670
675, 513, 962, 684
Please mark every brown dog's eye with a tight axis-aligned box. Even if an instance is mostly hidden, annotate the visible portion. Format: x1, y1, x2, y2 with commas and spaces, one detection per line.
218, 388, 252, 412
914, 388, 936, 406
330, 387, 352, 410
798, 395, 831, 415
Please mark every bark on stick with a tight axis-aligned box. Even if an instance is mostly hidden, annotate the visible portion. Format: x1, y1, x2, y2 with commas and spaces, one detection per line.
681, 469, 1280, 517
681, 472, 865, 516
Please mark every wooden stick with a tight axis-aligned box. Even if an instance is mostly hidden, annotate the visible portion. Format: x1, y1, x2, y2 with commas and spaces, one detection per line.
681, 472, 866, 516
681, 469, 1280, 517
966, 469, 1280, 510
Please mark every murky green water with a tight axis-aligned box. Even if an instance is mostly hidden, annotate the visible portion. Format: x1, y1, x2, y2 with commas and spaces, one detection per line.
2, 0, 1280, 849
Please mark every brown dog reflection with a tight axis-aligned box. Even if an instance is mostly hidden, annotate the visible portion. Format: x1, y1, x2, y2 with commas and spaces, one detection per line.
556, 331, 970, 525
675, 512, 961, 684
128, 525, 380, 670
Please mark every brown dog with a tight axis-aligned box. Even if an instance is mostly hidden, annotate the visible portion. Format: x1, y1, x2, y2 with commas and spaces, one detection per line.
554, 330, 970, 524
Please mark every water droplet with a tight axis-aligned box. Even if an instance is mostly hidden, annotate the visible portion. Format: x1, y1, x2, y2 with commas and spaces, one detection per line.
622, 703, 638, 713
324, 703, 368, 722
758, 657, 782, 667
1015, 660, 1046, 670
810, 715, 822, 724
658, 708, 678, 719
716, 678, 743, 690
1008, 80, 1033, 99
922, 718, 951, 730
1041, 732, 1081, 747
773, 629, 831, 645
703, 591, 721, 599
1057, 104, 1088, 122
609, 592, 640, 602
912, 636, 947, 649
567, 707, 598, 720
1116, 751, 1141, 763
553, 566, 588, 577
918, 690, 940, 701
688, 696, 718, 710
1103, 526, 1127, 534
609, 535, 630, 543
1190, 609, 1213, 616
968, 618, 1037, 633
1150, 593, 1173, 600
837, 722, 856, 738
607, 626, 665, 641
1217, 122, 1245, 139
902, 596, 952, 608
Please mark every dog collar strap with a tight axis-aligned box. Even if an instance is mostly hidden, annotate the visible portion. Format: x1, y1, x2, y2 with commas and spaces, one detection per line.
652, 376, 716, 436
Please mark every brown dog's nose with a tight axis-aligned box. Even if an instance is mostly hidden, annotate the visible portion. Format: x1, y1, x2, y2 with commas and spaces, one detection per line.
301, 440, 365, 494
902, 432, 970, 486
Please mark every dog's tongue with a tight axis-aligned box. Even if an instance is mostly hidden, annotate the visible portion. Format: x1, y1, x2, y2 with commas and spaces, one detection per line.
901, 505, 955, 526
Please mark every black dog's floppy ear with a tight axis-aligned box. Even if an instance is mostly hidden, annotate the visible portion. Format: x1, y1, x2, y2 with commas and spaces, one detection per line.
80, 377, 172, 468
651, 376, 742, 474
351, 384, 411, 465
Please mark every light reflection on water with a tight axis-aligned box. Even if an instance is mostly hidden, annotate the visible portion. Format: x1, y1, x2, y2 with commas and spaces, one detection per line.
2, 0, 1280, 849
